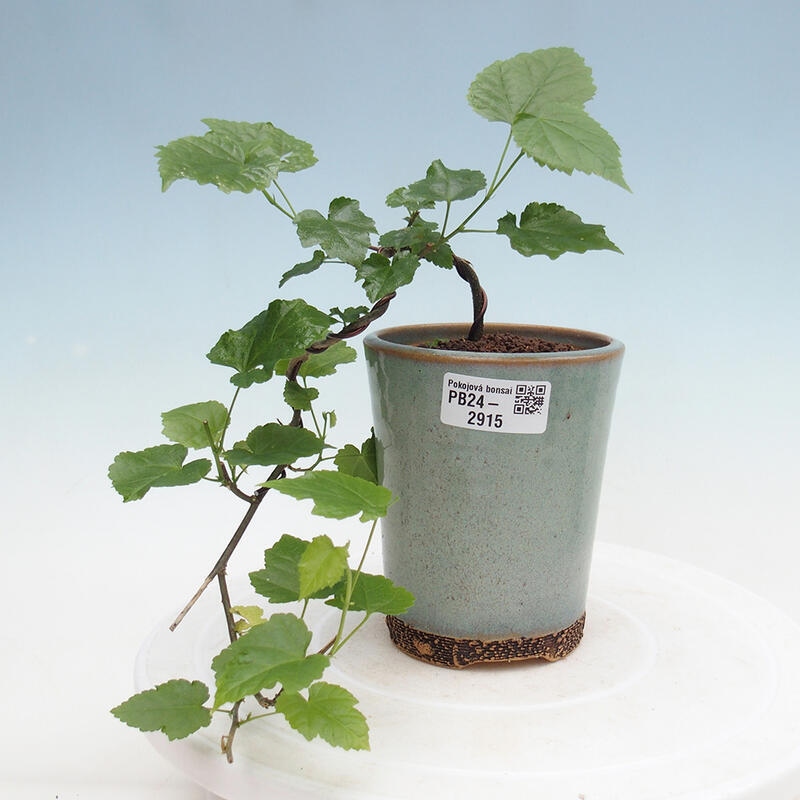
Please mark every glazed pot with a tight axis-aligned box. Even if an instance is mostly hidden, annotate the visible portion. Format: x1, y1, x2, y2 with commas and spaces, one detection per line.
363, 323, 624, 668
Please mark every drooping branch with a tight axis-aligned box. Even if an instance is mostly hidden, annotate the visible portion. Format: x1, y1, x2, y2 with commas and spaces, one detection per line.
169, 292, 398, 632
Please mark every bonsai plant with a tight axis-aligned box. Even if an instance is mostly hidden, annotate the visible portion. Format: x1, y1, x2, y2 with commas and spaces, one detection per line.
110, 46, 627, 761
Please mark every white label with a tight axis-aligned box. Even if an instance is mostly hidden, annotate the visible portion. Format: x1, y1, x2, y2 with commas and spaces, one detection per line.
440, 372, 551, 434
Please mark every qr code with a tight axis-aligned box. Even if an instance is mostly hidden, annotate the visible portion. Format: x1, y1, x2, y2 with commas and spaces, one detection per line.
513, 384, 547, 415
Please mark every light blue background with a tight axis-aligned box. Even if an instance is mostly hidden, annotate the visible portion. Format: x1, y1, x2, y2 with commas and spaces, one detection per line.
2, 1, 798, 796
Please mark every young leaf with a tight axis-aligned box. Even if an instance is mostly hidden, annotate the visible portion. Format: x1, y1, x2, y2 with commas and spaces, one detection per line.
223, 423, 324, 467
334, 435, 379, 484
111, 679, 212, 740
327, 573, 415, 616
161, 401, 229, 449
298, 535, 349, 599
275, 682, 369, 751
378, 216, 440, 251
386, 160, 486, 209
283, 380, 319, 411
467, 47, 595, 125
108, 444, 212, 502
512, 106, 628, 189
157, 119, 316, 193
231, 605, 266, 633
263, 471, 394, 522
212, 613, 329, 706
294, 198, 376, 267
207, 299, 334, 387
329, 306, 370, 326
279, 250, 327, 288
497, 202, 622, 259
355, 251, 420, 303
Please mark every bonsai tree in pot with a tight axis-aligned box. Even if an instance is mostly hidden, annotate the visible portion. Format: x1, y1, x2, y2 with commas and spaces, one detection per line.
110, 46, 627, 760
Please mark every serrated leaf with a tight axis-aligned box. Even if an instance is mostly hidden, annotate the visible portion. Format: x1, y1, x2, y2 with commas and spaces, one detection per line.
283, 380, 319, 411
297, 340, 358, 379
250, 534, 309, 603
386, 160, 486, 210
224, 423, 324, 467
298, 535, 349, 598
512, 106, 628, 188
111, 679, 212, 740
161, 401, 229, 450
156, 119, 316, 193
468, 48, 627, 190
327, 572, 415, 616
329, 306, 369, 326
467, 47, 595, 125
207, 299, 334, 385
355, 251, 420, 303
497, 202, 622, 259
334, 435, 378, 484
263, 470, 394, 522
275, 682, 369, 750
378, 216, 440, 251
109, 444, 212, 502
294, 198, 376, 266
212, 614, 329, 707
279, 250, 326, 288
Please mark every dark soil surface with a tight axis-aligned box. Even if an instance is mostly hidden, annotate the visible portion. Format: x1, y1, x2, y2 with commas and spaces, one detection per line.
426, 332, 579, 354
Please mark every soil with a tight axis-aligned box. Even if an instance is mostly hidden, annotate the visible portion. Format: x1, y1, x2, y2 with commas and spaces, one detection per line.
426, 332, 579, 354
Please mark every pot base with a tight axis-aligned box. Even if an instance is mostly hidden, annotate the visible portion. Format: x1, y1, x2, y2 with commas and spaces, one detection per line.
385, 613, 586, 668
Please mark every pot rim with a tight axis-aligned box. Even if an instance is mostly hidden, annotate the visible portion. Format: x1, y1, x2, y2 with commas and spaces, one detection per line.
364, 323, 625, 365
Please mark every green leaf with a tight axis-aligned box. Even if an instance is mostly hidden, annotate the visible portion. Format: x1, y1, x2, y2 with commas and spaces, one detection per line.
250, 534, 309, 603
207, 299, 334, 386
250, 535, 342, 603
161, 401, 229, 450
298, 535, 349, 598
334, 435, 379, 484
283, 380, 319, 411
275, 682, 369, 750
263, 470, 395, 522
279, 250, 326, 288
157, 119, 316, 193
377, 217, 453, 269
467, 47, 595, 125
224, 423, 324, 467
294, 198, 376, 266
467, 47, 628, 190
378, 216, 440, 251
212, 614, 329, 706
512, 106, 628, 189
328, 573, 415, 616
297, 340, 358, 379
329, 306, 369, 326
108, 444, 212, 502
111, 679, 212, 741
158, 119, 315, 193
231, 605, 266, 633
355, 251, 420, 303
497, 202, 622, 259
386, 160, 486, 209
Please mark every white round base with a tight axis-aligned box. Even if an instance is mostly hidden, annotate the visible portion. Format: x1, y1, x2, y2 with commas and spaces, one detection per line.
136, 543, 800, 799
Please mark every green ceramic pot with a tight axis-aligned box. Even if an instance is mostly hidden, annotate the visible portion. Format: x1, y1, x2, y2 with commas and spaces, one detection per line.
363, 323, 624, 668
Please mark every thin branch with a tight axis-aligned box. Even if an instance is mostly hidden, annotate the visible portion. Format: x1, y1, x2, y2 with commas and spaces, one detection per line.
221, 700, 242, 763
169, 484, 272, 631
